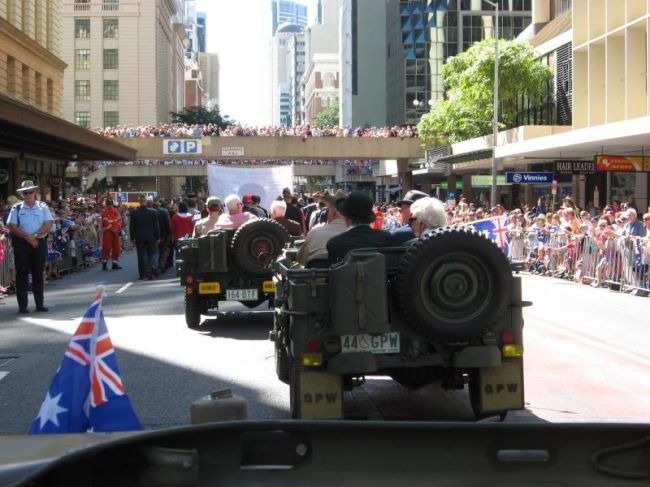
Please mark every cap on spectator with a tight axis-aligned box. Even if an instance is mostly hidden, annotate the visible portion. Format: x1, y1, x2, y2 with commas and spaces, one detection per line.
7, 195, 20, 205
336, 191, 375, 223
606, 210, 615, 216
397, 190, 429, 207
242, 194, 252, 204
206, 196, 222, 211
536, 214, 546, 220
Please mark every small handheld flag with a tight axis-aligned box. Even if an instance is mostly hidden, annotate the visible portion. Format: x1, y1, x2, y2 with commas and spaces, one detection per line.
29, 286, 142, 434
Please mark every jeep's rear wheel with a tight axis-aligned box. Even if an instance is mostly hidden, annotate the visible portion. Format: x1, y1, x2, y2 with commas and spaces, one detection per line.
275, 341, 290, 385
289, 362, 301, 419
396, 227, 512, 340
231, 219, 291, 277
185, 293, 202, 329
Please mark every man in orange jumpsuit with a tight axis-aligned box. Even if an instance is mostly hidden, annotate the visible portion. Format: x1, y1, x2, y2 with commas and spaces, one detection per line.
101, 198, 122, 270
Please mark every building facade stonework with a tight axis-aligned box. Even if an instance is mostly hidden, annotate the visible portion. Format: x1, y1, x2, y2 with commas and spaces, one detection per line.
62, 0, 186, 128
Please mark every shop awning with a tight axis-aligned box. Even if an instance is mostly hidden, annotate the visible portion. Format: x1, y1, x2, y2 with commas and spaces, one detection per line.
436, 148, 493, 166
0, 94, 136, 161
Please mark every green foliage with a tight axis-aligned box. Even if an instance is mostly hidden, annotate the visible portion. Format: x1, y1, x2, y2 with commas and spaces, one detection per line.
169, 106, 234, 127
418, 39, 552, 145
311, 102, 339, 126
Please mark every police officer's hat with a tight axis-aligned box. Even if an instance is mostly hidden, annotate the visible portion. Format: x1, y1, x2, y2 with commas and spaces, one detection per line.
16, 180, 39, 193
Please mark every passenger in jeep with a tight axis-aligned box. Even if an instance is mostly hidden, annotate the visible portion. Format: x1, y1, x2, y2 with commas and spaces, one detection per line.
193, 197, 223, 237
404, 196, 447, 241
297, 190, 348, 267
326, 191, 393, 265
215, 194, 257, 230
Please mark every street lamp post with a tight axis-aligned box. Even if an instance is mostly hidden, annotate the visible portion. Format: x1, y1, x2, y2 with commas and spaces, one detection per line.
485, 0, 499, 207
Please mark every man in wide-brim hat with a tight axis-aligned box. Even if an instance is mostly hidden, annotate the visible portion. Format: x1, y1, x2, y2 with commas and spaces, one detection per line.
326, 190, 393, 265
6, 180, 53, 313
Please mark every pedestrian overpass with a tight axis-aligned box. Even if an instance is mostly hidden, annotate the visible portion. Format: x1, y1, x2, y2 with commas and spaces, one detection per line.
116, 135, 423, 161
83, 136, 425, 193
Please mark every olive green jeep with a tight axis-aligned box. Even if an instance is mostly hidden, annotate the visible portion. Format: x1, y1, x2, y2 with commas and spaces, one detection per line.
271, 226, 529, 420
178, 219, 291, 328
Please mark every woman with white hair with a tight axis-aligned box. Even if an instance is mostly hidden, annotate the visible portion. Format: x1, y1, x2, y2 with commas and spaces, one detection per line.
408, 197, 447, 237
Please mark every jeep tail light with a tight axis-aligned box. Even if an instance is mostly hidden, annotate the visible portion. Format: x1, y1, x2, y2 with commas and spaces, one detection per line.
186, 275, 194, 285
307, 340, 321, 353
501, 331, 514, 344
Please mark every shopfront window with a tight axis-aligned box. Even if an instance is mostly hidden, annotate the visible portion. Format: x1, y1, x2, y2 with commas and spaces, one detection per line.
610, 173, 636, 203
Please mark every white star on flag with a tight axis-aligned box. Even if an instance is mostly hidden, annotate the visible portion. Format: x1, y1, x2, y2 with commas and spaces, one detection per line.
35, 392, 68, 429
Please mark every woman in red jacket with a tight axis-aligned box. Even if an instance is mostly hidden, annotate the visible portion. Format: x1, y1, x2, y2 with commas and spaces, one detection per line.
171, 201, 195, 260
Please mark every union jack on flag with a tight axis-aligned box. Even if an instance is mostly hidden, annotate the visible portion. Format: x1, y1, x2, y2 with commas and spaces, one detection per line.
469, 215, 511, 254
29, 289, 142, 434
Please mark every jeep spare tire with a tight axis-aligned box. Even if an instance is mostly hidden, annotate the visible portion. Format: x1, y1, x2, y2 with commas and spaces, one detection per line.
395, 226, 512, 340
231, 219, 291, 276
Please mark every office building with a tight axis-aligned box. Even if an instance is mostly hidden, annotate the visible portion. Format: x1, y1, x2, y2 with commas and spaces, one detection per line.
302, 0, 339, 124
271, 23, 305, 125
0, 0, 134, 198
395, 0, 532, 125
198, 52, 219, 108
196, 10, 206, 52
272, 0, 308, 34
62, 0, 188, 128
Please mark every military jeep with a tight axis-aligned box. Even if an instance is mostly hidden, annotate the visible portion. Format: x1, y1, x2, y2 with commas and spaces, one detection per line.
178, 218, 291, 328
271, 226, 528, 420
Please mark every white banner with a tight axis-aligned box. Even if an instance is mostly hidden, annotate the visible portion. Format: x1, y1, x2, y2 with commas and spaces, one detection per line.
207, 165, 294, 212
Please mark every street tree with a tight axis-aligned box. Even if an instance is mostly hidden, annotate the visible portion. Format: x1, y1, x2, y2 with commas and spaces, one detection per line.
169, 106, 234, 128
418, 39, 552, 145
311, 102, 339, 126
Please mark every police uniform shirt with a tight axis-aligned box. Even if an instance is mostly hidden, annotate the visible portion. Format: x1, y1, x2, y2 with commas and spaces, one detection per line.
7, 200, 54, 235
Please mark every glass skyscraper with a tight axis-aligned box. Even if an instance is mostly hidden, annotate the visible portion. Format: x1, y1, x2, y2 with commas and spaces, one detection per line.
399, 0, 532, 123
272, 0, 308, 34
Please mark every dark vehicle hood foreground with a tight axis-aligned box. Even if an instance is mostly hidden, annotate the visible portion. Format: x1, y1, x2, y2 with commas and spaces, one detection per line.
1, 421, 648, 486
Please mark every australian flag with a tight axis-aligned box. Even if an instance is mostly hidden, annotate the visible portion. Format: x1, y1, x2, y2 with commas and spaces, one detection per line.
470, 215, 510, 254
29, 289, 142, 434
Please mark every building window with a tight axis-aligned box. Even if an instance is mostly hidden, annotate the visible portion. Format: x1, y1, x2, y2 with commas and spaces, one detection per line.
103, 111, 119, 127
75, 111, 91, 128
75, 80, 90, 101
75, 49, 90, 69
103, 80, 119, 100
103, 49, 118, 69
103, 18, 118, 38
75, 19, 90, 38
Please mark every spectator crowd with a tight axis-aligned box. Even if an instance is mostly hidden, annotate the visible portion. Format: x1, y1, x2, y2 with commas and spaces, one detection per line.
2, 187, 648, 305
91, 123, 418, 139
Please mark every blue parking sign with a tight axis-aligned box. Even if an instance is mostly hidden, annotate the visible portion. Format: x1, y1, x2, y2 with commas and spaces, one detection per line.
184, 140, 198, 153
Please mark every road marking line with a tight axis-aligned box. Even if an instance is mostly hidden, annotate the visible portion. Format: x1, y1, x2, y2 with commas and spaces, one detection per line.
0, 371, 9, 382
526, 313, 650, 369
115, 282, 133, 295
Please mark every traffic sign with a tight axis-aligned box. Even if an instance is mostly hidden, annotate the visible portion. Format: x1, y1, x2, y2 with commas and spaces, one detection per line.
162, 139, 202, 155
505, 172, 554, 184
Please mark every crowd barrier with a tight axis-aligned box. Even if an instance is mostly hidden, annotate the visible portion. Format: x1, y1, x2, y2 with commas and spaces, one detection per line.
509, 230, 650, 294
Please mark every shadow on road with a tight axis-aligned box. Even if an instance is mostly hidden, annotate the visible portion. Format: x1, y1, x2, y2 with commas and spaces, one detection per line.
0, 321, 286, 435
196, 310, 274, 340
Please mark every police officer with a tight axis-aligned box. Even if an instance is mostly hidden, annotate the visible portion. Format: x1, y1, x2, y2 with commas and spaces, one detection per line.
7, 180, 54, 313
